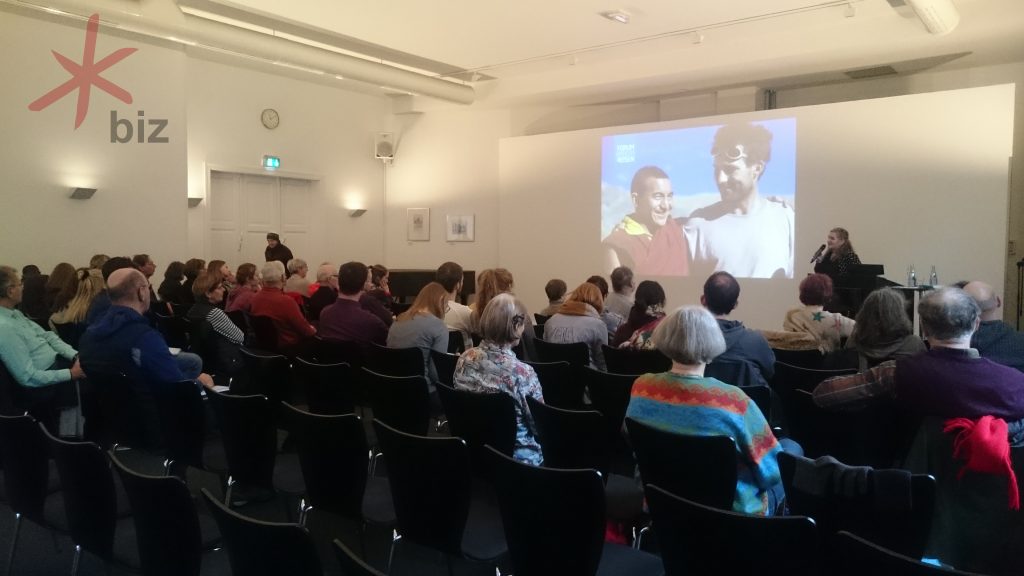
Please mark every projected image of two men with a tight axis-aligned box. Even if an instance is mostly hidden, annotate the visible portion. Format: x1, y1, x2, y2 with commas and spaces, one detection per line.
601, 118, 796, 279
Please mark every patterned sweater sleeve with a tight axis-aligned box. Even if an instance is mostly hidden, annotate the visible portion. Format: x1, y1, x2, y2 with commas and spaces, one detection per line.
206, 308, 244, 344
734, 399, 782, 492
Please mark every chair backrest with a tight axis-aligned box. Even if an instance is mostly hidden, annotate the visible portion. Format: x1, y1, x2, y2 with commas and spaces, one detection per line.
834, 531, 983, 576
201, 488, 323, 576
372, 419, 471, 555
42, 424, 119, 562
435, 383, 516, 468
741, 385, 773, 423
333, 539, 386, 576
582, 367, 636, 446
778, 451, 936, 559
483, 445, 605, 576
526, 397, 609, 476
0, 414, 51, 522
533, 313, 550, 326
150, 380, 207, 474
0, 361, 23, 416
367, 343, 424, 377
625, 417, 737, 510
524, 360, 585, 409
601, 345, 672, 375
154, 312, 191, 349
248, 315, 279, 352
170, 303, 191, 318
772, 361, 856, 394
430, 350, 459, 386
109, 451, 202, 576
87, 370, 162, 450
771, 348, 824, 369
312, 337, 366, 367
447, 331, 466, 355
281, 403, 368, 520
294, 358, 356, 415
705, 358, 763, 389
225, 309, 248, 333
237, 348, 291, 405
533, 324, 545, 340
646, 484, 818, 576
53, 321, 88, 349
204, 389, 277, 491
361, 368, 431, 436
533, 338, 590, 367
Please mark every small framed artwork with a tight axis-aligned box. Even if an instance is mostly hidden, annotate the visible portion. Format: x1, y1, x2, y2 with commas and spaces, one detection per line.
446, 214, 475, 242
407, 208, 430, 241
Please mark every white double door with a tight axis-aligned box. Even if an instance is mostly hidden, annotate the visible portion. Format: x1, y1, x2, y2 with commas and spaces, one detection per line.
207, 170, 313, 267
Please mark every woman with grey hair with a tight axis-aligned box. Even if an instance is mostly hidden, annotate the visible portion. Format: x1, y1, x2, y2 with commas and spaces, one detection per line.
453, 293, 545, 466
845, 287, 925, 370
284, 258, 311, 294
625, 305, 787, 515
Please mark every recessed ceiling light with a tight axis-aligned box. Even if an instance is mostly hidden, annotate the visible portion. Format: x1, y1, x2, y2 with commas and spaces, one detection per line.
599, 10, 631, 24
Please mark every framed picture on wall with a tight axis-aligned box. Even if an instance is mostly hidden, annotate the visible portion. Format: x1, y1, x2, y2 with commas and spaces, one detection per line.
407, 208, 430, 241
446, 214, 475, 242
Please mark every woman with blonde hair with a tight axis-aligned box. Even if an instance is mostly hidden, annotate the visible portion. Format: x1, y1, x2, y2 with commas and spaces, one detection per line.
543, 282, 609, 370
50, 268, 104, 328
387, 281, 450, 384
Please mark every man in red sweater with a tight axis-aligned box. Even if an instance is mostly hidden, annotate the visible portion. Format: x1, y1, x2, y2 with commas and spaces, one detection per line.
250, 260, 315, 353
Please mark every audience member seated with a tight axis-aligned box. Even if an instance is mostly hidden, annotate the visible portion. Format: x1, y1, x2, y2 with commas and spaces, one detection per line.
784, 273, 855, 353
85, 257, 135, 325
225, 263, 259, 313
187, 270, 244, 377
611, 280, 666, 349
79, 268, 211, 387
180, 258, 205, 306
964, 280, 1024, 372
454, 293, 544, 465
50, 268, 103, 330
605, 266, 635, 321
702, 271, 775, 387
89, 254, 109, 270
543, 282, 609, 370
437, 261, 473, 346
157, 260, 187, 308
132, 253, 161, 313
207, 259, 236, 289
587, 274, 624, 335
814, 287, 1024, 423
386, 282, 450, 384
844, 287, 926, 370
249, 261, 315, 354
319, 261, 388, 349
284, 258, 311, 294
538, 278, 567, 317
0, 265, 85, 418
18, 264, 49, 322
44, 262, 77, 314
472, 268, 536, 358
306, 262, 339, 321
361, 264, 394, 327
626, 305, 787, 515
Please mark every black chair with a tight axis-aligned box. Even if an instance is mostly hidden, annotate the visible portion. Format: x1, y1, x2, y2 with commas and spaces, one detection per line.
41, 425, 139, 575
334, 538, 387, 576
625, 417, 737, 510
525, 360, 585, 409
0, 361, 25, 416
109, 451, 222, 576
483, 445, 662, 576
645, 484, 818, 576
436, 383, 517, 470
154, 312, 191, 349
237, 347, 291, 405
312, 337, 366, 367
86, 370, 162, 451
778, 451, 936, 559
534, 338, 590, 367
201, 488, 323, 576
367, 343, 424, 377
601, 345, 672, 375
705, 358, 764, 388
248, 314, 280, 352
533, 324, 545, 340
150, 379, 224, 477
447, 330, 466, 354
294, 357, 356, 415
0, 414, 65, 574
361, 368, 431, 436
226, 309, 248, 333
772, 361, 857, 394
430, 350, 459, 386
771, 348, 824, 369
582, 367, 635, 448
52, 321, 87, 349
741, 384, 773, 423
372, 419, 507, 573
834, 531, 984, 576
534, 313, 551, 325
170, 302, 191, 318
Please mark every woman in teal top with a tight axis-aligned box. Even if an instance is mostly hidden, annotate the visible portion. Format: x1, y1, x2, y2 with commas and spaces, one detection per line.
626, 305, 786, 515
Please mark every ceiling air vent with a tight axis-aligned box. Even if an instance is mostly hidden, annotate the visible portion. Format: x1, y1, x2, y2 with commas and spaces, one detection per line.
845, 65, 899, 80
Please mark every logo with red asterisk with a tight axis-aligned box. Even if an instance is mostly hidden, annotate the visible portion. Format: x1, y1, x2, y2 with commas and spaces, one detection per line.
28, 13, 136, 129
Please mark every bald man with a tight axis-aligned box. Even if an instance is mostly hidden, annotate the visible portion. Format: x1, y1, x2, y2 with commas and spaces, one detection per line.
79, 268, 214, 389
964, 280, 1024, 373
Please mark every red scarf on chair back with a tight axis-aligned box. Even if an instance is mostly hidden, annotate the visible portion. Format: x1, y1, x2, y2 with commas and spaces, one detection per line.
944, 415, 1019, 510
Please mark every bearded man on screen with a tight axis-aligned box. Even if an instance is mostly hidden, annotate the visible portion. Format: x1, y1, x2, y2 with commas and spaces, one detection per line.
603, 165, 690, 276
688, 122, 794, 279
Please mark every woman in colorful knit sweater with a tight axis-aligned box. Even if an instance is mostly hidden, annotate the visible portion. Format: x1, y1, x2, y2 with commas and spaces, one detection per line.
626, 305, 785, 515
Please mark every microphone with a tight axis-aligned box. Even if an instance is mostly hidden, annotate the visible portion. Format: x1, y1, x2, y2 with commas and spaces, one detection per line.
810, 244, 826, 264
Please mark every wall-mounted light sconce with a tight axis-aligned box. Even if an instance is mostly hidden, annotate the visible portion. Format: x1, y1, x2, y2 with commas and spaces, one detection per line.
187, 197, 203, 208
348, 209, 367, 218
70, 187, 97, 199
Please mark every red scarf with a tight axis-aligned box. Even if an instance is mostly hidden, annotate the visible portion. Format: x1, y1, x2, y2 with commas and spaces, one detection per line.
944, 416, 1019, 510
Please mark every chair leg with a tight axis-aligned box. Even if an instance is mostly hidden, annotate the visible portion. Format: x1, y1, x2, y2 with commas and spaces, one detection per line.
224, 476, 234, 506
445, 555, 455, 576
385, 531, 400, 574
70, 545, 82, 576
6, 513, 22, 575
634, 524, 650, 550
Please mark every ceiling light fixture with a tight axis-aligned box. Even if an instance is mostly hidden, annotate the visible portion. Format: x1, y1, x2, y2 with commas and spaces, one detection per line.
600, 10, 631, 24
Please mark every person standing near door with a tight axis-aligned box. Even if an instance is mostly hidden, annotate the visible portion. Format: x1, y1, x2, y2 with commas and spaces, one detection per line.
265, 232, 294, 276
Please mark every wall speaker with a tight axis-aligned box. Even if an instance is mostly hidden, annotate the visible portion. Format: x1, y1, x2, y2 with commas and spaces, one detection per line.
374, 132, 395, 160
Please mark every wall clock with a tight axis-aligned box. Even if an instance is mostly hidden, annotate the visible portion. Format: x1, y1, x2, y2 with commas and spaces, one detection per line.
261, 108, 280, 130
